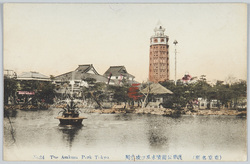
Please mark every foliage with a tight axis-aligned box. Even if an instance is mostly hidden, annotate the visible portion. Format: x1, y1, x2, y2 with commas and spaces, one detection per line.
128, 84, 143, 101
108, 84, 130, 103
36, 82, 56, 104
4, 77, 18, 105
4, 77, 56, 104
20, 80, 56, 104
160, 79, 247, 109
81, 78, 108, 108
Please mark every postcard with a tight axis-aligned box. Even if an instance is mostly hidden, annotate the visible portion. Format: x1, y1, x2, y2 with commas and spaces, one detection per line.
2, 3, 248, 162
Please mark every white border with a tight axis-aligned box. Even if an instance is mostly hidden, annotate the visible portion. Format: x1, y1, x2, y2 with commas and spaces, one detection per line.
0, 1, 249, 164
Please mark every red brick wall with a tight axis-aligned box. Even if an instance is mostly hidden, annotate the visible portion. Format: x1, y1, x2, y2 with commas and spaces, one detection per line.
149, 44, 169, 83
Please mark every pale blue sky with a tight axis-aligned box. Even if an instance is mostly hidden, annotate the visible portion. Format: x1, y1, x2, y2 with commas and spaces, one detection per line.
3, 3, 247, 82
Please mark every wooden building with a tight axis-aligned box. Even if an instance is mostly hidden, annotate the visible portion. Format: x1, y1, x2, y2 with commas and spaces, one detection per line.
103, 66, 135, 85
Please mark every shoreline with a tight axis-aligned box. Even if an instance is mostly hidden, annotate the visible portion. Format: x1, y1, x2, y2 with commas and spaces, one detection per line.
89, 107, 247, 117
4, 105, 247, 117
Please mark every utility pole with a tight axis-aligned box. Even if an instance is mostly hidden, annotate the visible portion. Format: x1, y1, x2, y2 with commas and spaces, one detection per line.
173, 40, 178, 85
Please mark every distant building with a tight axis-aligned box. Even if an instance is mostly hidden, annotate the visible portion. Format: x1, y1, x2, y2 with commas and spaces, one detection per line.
181, 73, 197, 84
54, 64, 114, 97
14, 71, 51, 105
198, 98, 219, 109
54, 64, 109, 83
149, 22, 170, 83
103, 66, 135, 85
4, 70, 17, 79
17, 71, 50, 81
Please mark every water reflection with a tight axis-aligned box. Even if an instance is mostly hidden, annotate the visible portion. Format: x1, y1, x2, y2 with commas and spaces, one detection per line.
3, 109, 247, 161
57, 125, 82, 149
145, 115, 169, 152
114, 113, 133, 121
4, 109, 18, 117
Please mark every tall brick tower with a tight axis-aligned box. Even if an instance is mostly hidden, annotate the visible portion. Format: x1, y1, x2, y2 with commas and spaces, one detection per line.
149, 22, 169, 83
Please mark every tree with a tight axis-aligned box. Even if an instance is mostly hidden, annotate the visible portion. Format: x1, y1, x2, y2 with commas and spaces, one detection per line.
108, 84, 130, 104
128, 84, 143, 101
36, 82, 56, 104
4, 76, 18, 105
160, 79, 213, 109
160, 81, 188, 109
213, 81, 232, 109
230, 80, 247, 108
81, 78, 107, 108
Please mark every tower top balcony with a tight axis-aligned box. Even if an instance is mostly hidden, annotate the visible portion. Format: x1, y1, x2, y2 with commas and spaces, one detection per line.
153, 21, 166, 37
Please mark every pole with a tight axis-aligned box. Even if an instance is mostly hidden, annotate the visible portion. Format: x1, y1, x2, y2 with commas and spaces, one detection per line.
173, 40, 178, 85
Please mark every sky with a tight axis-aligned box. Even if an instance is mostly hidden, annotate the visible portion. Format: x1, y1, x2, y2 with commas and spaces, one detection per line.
3, 3, 247, 83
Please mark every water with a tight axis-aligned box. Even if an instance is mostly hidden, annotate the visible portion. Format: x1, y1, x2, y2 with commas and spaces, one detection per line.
3, 108, 247, 161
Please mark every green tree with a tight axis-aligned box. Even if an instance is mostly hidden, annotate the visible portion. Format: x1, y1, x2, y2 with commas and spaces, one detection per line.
108, 84, 130, 104
18, 80, 56, 104
230, 80, 247, 108
4, 77, 18, 105
36, 82, 56, 104
81, 78, 107, 108
160, 81, 188, 109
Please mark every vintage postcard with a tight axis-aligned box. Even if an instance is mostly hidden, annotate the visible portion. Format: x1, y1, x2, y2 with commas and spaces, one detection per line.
3, 3, 248, 162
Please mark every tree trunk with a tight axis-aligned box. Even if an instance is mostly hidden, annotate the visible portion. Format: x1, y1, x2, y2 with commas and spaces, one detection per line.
90, 91, 103, 109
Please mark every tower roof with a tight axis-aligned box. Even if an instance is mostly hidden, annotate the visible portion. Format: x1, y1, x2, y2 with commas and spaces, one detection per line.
154, 21, 165, 33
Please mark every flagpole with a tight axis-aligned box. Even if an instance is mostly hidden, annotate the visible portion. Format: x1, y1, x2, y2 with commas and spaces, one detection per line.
173, 40, 178, 85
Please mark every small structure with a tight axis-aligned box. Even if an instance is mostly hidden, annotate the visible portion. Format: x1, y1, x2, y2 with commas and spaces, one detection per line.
181, 72, 197, 84
140, 83, 173, 108
198, 98, 219, 109
4, 70, 17, 79
103, 66, 135, 85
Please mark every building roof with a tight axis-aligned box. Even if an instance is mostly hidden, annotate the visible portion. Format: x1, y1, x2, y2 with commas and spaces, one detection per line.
140, 83, 173, 95
17, 72, 50, 81
55, 64, 100, 81
54, 70, 114, 84
75, 64, 99, 75
103, 66, 135, 78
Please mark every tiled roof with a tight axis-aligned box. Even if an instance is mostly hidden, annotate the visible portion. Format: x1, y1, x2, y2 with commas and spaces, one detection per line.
54, 71, 114, 84
75, 64, 99, 75
17, 72, 50, 81
55, 64, 100, 80
103, 66, 135, 78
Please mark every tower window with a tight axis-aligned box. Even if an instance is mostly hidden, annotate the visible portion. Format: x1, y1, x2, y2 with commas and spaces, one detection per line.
154, 39, 158, 43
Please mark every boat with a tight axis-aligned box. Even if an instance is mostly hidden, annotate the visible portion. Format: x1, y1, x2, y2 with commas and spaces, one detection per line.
56, 97, 87, 126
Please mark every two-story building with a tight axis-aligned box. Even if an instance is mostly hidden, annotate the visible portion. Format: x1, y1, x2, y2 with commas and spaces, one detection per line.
103, 66, 135, 85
